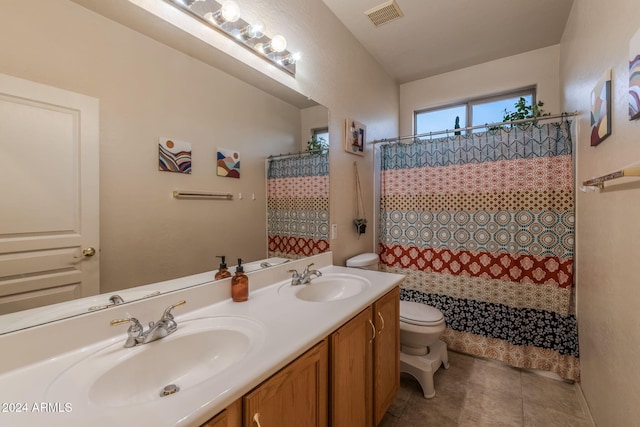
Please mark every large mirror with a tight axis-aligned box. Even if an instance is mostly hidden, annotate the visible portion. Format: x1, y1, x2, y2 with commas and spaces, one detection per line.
0, 0, 329, 334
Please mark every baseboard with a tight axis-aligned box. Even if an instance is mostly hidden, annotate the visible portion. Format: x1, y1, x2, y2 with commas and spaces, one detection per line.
521, 367, 566, 381
575, 382, 596, 427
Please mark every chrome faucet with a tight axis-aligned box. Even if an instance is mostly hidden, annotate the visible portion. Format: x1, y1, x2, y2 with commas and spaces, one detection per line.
111, 300, 186, 348
288, 263, 323, 286
88, 294, 126, 312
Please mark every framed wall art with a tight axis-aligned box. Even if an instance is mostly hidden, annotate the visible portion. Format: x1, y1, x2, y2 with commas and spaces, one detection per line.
590, 69, 612, 146
217, 147, 240, 178
158, 137, 192, 174
629, 27, 640, 120
344, 118, 366, 156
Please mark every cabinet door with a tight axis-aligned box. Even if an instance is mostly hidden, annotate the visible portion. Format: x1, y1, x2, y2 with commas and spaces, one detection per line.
244, 339, 328, 427
373, 287, 400, 426
201, 399, 242, 427
330, 307, 373, 427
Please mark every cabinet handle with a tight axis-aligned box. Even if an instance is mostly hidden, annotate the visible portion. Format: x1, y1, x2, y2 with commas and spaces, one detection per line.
253, 412, 262, 427
368, 319, 376, 343
377, 311, 385, 335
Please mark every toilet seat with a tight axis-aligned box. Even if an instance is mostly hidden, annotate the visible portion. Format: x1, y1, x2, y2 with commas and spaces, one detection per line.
400, 301, 444, 326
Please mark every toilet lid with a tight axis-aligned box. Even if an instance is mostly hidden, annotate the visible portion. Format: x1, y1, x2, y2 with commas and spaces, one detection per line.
400, 301, 444, 326
345, 253, 379, 268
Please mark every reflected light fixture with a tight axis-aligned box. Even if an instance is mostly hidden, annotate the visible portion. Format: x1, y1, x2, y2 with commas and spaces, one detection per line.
168, 0, 300, 76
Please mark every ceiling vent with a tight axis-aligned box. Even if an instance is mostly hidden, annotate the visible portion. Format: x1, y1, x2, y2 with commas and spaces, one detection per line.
365, 0, 404, 27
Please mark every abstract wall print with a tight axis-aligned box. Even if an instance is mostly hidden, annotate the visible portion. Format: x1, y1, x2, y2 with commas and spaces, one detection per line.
158, 137, 191, 174
629, 27, 640, 120
217, 147, 240, 178
590, 69, 612, 146
345, 118, 366, 156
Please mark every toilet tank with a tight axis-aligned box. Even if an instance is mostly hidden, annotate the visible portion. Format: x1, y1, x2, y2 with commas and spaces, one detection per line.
345, 253, 379, 271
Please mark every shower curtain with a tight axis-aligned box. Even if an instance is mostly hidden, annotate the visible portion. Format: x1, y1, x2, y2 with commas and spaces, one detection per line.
267, 152, 329, 259
379, 122, 579, 381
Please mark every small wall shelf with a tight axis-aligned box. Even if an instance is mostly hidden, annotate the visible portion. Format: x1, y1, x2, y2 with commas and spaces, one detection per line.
581, 166, 640, 189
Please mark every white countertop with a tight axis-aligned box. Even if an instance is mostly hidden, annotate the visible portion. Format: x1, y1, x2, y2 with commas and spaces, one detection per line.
0, 253, 404, 426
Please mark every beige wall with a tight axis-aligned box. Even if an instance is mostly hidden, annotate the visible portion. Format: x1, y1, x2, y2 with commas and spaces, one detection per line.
399, 45, 561, 136
560, 1, 640, 425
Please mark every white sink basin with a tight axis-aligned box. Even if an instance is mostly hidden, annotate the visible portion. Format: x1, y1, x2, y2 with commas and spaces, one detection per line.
279, 273, 371, 302
46, 316, 265, 407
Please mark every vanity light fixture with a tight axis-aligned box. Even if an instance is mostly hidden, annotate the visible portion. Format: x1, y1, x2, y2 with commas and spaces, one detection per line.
259, 34, 287, 53
279, 52, 302, 66
204, 0, 240, 24
168, 0, 300, 76
238, 21, 265, 41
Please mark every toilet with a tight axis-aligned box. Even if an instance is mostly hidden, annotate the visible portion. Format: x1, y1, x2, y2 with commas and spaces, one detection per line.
346, 253, 449, 399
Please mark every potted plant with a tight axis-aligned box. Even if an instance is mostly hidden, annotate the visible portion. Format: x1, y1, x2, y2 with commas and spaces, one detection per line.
353, 218, 367, 235
489, 97, 549, 130
353, 163, 367, 237
306, 134, 328, 153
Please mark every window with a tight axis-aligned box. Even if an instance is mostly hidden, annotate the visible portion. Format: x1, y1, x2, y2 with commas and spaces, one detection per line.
312, 127, 329, 144
414, 88, 536, 135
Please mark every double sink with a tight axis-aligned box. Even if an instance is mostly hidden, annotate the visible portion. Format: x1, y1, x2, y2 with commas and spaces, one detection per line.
45, 273, 371, 409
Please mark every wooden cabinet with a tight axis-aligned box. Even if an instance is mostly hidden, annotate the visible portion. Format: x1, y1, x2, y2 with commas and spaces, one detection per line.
330, 306, 374, 426
201, 399, 242, 427
200, 286, 399, 427
244, 339, 328, 427
330, 287, 400, 427
373, 286, 400, 425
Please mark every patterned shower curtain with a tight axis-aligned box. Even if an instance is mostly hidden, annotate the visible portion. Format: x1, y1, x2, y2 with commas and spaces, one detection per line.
267, 152, 330, 258
379, 121, 579, 381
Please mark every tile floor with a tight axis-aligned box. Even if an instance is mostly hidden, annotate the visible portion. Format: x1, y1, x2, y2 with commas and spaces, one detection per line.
381, 351, 593, 427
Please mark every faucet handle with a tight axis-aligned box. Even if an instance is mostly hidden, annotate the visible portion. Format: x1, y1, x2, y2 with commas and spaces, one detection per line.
287, 269, 300, 277
303, 263, 315, 273
110, 317, 142, 331
161, 300, 186, 319
110, 317, 143, 348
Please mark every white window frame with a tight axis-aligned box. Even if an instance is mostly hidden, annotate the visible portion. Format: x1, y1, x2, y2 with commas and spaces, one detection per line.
414, 87, 537, 135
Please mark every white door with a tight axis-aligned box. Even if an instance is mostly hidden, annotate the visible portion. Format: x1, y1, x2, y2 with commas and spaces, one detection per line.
0, 73, 99, 315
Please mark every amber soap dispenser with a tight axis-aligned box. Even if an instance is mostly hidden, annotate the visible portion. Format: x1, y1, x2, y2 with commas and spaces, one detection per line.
215, 255, 231, 280
231, 258, 248, 302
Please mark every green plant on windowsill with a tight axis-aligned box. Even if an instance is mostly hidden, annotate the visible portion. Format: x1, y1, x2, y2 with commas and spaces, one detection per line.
490, 97, 550, 130
306, 134, 328, 153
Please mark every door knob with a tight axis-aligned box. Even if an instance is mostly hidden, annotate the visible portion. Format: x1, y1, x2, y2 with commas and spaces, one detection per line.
82, 247, 96, 257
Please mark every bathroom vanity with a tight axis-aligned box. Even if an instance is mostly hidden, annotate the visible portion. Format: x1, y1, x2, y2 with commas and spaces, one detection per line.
0, 252, 403, 426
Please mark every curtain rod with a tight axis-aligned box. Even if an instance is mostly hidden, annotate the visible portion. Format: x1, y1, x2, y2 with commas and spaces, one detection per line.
372, 112, 578, 144
267, 148, 328, 160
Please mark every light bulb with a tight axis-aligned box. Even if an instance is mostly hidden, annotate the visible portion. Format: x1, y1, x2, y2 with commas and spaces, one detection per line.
205, 1, 240, 24
248, 22, 265, 38
220, 1, 240, 23
280, 52, 302, 65
270, 35, 287, 53
239, 21, 265, 40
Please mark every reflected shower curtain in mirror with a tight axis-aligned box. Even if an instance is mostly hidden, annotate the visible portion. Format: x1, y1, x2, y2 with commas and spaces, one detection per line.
379, 122, 579, 381
267, 152, 329, 258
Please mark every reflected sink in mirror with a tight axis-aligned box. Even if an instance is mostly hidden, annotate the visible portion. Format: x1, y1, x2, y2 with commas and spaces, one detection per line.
0, 289, 160, 335
279, 273, 371, 302
45, 316, 265, 407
